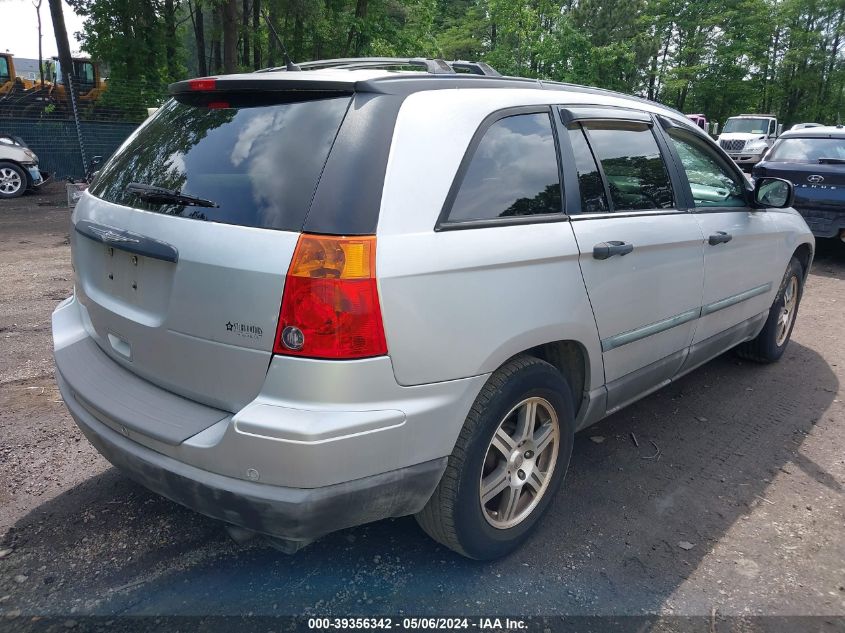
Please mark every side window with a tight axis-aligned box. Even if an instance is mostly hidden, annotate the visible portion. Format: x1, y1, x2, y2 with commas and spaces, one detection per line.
0, 57, 9, 82
567, 127, 609, 213
583, 122, 675, 211
446, 112, 562, 223
667, 131, 746, 208
768, 120, 776, 136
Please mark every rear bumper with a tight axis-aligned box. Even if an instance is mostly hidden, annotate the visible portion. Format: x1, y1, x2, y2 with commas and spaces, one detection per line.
794, 208, 845, 238
52, 295, 482, 539
62, 378, 446, 541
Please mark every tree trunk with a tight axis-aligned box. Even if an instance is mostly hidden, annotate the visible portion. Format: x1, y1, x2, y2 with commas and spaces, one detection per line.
34, 0, 45, 86
267, 0, 278, 67
292, 5, 303, 61
212, 5, 222, 74
345, 0, 369, 56
242, 0, 250, 67
252, 0, 261, 69
164, 0, 178, 81
48, 0, 74, 92
222, 0, 239, 73
190, 0, 208, 77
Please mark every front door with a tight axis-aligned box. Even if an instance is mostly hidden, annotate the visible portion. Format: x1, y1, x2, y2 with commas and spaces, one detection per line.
659, 124, 781, 361
561, 112, 705, 413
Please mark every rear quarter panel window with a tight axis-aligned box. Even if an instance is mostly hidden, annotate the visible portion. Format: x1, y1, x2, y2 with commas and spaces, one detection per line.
89, 96, 350, 231
445, 112, 562, 223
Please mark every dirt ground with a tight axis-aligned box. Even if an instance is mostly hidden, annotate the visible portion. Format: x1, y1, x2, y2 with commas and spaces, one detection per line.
0, 183, 843, 625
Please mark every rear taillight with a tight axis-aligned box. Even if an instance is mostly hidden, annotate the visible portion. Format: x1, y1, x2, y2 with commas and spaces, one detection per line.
274, 234, 387, 360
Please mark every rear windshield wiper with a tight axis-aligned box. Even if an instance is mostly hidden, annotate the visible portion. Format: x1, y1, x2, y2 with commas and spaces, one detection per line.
818, 157, 845, 165
125, 182, 219, 208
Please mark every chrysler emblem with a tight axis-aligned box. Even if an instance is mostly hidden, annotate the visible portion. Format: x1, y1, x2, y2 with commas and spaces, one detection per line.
89, 226, 140, 244
807, 175, 825, 184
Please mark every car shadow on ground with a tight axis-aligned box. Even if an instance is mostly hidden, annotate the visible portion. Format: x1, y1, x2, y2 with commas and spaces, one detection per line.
3, 337, 838, 618
809, 238, 845, 279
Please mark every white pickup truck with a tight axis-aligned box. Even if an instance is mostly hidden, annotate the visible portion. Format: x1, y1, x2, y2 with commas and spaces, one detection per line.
717, 114, 783, 168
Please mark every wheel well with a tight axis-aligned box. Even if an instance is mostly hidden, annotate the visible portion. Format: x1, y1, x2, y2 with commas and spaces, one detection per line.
793, 243, 813, 279
524, 340, 588, 418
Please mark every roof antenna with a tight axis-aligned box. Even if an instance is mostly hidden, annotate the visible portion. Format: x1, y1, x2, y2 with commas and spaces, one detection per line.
262, 9, 300, 71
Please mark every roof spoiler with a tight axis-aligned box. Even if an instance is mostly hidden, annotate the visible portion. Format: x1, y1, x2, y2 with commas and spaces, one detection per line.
169, 76, 356, 97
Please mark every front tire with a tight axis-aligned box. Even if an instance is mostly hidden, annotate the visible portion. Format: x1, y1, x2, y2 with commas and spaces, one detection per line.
0, 162, 27, 199
416, 356, 575, 559
737, 256, 804, 363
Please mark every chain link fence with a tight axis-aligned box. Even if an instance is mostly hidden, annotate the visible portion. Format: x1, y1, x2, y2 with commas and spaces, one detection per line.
0, 78, 168, 181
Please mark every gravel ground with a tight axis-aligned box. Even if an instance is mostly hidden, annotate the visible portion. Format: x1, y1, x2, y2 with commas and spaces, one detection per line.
0, 183, 843, 626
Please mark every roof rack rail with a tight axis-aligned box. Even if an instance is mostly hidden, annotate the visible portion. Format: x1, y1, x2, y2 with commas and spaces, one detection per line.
254, 57, 503, 77
256, 57, 456, 74
446, 60, 501, 77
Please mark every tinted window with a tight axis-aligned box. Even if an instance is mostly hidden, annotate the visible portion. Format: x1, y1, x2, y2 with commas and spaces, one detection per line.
723, 118, 769, 134
568, 127, 608, 213
767, 137, 845, 163
584, 123, 674, 211
668, 131, 745, 207
0, 57, 8, 82
447, 112, 561, 222
90, 96, 351, 231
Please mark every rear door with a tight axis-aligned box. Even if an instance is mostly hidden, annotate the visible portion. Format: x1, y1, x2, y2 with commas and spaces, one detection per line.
559, 108, 705, 413
658, 120, 781, 356
73, 91, 352, 411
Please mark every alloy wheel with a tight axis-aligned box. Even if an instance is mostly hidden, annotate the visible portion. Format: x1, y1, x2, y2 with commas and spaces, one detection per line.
479, 396, 560, 529
0, 167, 22, 195
776, 275, 798, 346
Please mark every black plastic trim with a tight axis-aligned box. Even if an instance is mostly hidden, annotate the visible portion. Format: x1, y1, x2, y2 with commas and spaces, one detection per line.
75, 220, 179, 263
303, 92, 405, 235
435, 105, 566, 232
169, 77, 355, 95
559, 105, 652, 125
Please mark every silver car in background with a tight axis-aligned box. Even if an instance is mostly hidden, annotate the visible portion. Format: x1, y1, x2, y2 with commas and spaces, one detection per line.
0, 133, 46, 198
52, 58, 814, 559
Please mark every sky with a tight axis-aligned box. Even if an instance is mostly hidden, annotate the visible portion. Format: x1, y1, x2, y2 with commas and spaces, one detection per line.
0, 0, 86, 59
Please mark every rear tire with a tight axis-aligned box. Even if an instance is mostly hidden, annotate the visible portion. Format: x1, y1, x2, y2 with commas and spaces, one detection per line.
0, 162, 27, 199
416, 356, 575, 559
736, 257, 804, 363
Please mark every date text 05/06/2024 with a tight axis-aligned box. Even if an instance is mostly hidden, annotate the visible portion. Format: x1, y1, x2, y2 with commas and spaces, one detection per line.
307, 617, 528, 630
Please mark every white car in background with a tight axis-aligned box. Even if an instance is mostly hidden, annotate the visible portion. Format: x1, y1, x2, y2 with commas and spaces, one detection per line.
0, 133, 47, 199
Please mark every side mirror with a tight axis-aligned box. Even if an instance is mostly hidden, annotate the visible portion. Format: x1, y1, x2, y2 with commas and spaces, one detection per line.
754, 177, 793, 208
776, 123, 783, 137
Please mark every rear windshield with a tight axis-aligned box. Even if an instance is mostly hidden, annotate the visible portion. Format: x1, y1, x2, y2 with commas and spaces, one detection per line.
767, 137, 845, 163
89, 96, 351, 231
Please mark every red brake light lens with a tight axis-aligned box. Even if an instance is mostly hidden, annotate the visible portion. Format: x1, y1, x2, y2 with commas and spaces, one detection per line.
189, 78, 217, 91
274, 235, 387, 359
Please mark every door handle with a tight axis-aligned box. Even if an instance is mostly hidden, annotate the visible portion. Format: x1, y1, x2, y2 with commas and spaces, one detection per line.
593, 241, 634, 260
708, 231, 733, 246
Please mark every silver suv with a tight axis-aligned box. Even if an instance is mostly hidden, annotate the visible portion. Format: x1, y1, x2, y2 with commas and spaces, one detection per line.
52, 58, 814, 560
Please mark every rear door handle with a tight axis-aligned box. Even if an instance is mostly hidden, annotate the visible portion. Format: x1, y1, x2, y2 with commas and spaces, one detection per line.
593, 241, 634, 260
708, 231, 733, 246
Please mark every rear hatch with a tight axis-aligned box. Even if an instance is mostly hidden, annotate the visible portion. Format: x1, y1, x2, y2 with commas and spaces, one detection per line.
73, 84, 352, 411
756, 135, 845, 212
